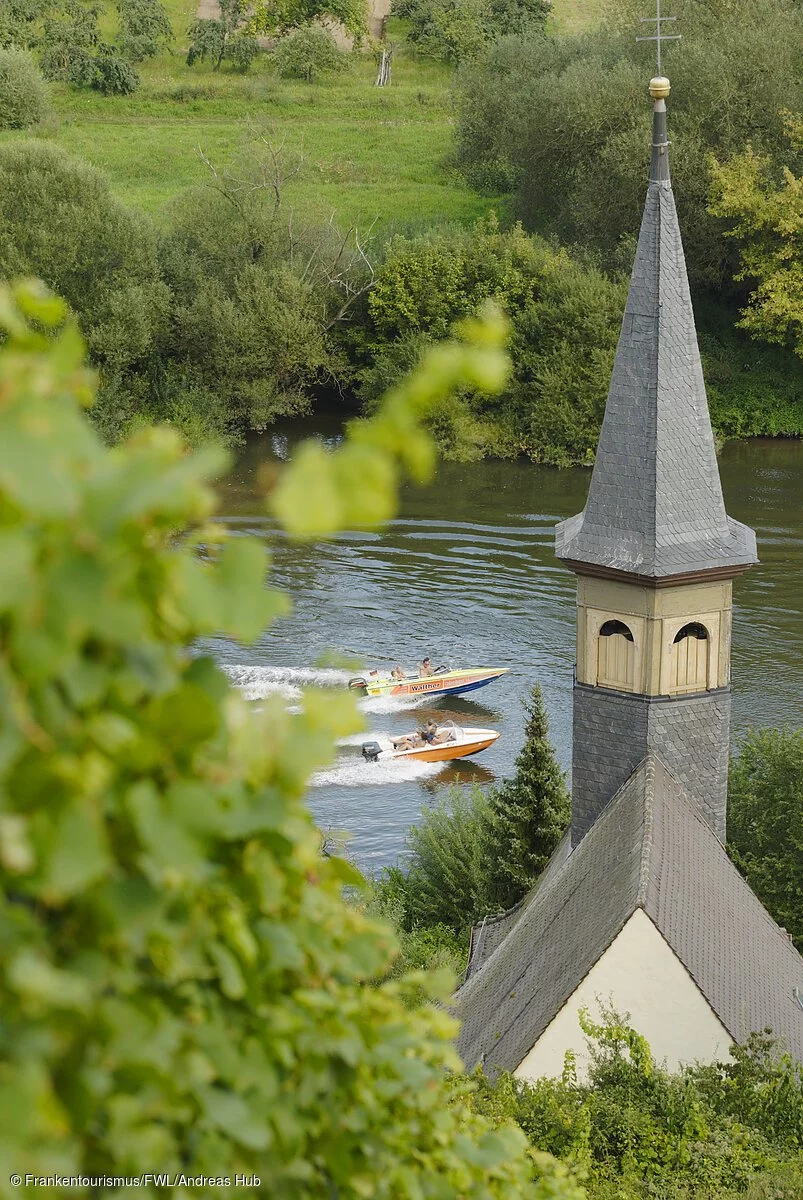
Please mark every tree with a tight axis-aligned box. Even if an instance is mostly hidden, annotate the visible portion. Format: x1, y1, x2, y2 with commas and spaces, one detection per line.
39, 0, 140, 92
362, 218, 625, 464
484, 684, 570, 911
454, 0, 803, 289
727, 727, 803, 953
271, 24, 351, 82
0, 141, 168, 427
251, 0, 367, 38
0, 278, 585, 1198
0, 0, 49, 48
116, 0, 173, 62
394, 0, 550, 65
0, 46, 50, 129
187, 0, 259, 71
709, 121, 803, 359
374, 685, 568, 936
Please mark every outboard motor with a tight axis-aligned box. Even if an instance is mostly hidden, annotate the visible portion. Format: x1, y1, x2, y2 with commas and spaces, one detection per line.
361, 741, 381, 763
348, 677, 367, 691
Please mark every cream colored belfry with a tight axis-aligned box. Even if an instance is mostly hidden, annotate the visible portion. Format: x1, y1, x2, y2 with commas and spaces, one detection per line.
575, 576, 732, 696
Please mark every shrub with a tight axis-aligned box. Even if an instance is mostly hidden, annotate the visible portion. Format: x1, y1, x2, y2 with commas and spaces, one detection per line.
362, 218, 625, 464
0, 0, 49, 49
728, 727, 803, 952
0, 280, 584, 1199
455, 0, 803, 290
92, 43, 140, 93
465, 1015, 803, 1199
395, 0, 551, 65
0, 140, 168, 423
0, 45, 49, 129
40, 0, 141, 92
271, 24, 351, 81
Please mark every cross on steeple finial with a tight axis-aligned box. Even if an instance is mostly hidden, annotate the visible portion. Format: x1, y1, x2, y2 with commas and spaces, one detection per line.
636, 0, 680, 76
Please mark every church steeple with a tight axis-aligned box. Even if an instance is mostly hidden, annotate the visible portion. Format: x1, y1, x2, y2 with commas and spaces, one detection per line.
556, 75, 756, 579
555, 69, 757, 849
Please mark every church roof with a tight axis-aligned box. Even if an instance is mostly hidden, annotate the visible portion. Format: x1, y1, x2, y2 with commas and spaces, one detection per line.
454, 754, 803, 1074
554, 95, 756, 578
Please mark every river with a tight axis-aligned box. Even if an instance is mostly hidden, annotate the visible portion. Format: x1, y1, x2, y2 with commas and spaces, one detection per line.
204, 426, 803, 871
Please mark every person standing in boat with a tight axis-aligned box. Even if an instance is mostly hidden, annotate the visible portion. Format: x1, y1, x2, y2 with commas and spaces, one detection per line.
419, 657, 435, 677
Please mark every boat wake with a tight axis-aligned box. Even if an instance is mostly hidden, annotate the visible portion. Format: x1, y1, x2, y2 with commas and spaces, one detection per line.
224, 664, 352, 701
310, 756, 442, 788
359, 693, 429, 715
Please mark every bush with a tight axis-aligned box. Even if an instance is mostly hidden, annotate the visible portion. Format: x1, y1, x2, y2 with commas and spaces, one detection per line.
465, 1015, 803, 1199
395, 0, 551, 65
0, 45, 49, 128
0, 0, 49, 48
728, 727, 803, 953
40, 0, 141, 93
361, 218, 625, 464
455, 0, 803, 290
0, 280, 583, 1199
92, 43, 140, 93
271, 24, 351, 81
0, 140, 168, 427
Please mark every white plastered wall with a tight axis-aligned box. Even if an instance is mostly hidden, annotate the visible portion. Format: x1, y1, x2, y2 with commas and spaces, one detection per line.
514, 908, 731, 1082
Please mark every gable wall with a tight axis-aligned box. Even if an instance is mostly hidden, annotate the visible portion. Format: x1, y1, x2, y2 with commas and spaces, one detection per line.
514, 908, 731, 1081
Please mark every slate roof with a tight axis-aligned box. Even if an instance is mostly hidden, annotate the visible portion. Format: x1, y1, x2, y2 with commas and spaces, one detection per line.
555, 101, 756, 578
454, 754, 803, 1074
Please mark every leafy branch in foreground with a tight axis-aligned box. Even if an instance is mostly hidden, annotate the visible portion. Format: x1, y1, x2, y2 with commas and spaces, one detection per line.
0, 280, 580, 1199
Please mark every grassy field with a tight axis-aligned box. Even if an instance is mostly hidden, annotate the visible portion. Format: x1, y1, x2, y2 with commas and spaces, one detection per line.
549, 0, 607, 35
0, 0, 606, 228
1, 7, 502, 230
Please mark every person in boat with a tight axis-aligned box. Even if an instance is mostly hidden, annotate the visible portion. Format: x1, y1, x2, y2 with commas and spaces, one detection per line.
390, 665, 406, 680
419, 657, 435, 678
392, 731, 423, 751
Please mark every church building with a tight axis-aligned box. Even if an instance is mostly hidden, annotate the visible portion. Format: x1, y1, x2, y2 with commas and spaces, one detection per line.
453, 73, 803, 1078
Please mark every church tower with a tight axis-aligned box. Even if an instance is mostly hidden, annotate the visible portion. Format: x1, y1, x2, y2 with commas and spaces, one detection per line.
555, 74, 757, 847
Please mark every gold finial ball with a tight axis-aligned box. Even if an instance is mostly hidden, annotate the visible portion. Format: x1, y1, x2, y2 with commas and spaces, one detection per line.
649, 75, 671, 99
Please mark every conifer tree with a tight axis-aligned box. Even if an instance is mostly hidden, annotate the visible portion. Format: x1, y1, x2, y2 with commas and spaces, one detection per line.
484, 684, 570, 911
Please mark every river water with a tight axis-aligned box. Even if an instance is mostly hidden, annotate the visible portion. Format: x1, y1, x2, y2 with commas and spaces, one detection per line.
206, 426, 803, 871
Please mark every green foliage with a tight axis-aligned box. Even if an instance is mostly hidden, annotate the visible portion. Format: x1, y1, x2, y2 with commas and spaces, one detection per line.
464, 1014, 803, 1200
0, 140, 167, 429
372, 684, 567, 935
362, 218, 625, 464
710, 119, 803, 359
0, 280, 583, 1199
251, 0, 367, 38
92, 42, 140, 93
484, 684, 570, 911
0, 46, 50, 129
39, 0, 141, 93
727, 727, 803, 953
271, 25, 351, 82
455, 0, 803, 290
395, 0, 551, 65
0, 0, 49, 48
116, 0, 173, 62
187, 0, 259, 72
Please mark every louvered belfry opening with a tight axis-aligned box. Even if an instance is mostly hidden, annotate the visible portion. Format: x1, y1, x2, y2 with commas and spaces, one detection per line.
597, 620, 636, 690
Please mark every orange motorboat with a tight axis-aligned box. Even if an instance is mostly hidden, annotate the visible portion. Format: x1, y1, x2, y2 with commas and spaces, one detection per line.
361, 721, 500, 765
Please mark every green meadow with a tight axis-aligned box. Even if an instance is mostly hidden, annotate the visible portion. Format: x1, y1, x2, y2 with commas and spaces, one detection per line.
3, 18, 496, 228
0, 0, 603, 227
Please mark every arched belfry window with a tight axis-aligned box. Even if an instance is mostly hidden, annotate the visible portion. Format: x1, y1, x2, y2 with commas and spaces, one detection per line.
670, 622, 709, 693
597, 619, 635, 690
